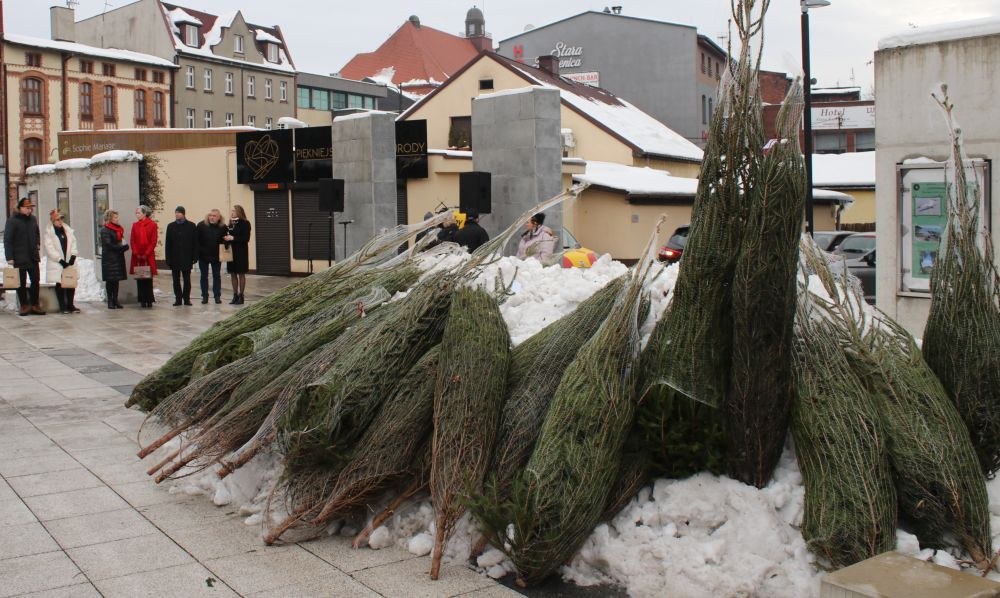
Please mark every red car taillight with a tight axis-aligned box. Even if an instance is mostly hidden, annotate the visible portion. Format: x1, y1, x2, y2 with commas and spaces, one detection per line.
658, 248, 681, 260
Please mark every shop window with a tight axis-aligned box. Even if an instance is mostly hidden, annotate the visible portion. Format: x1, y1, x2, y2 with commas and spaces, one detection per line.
103, 85, 116, 121
80, 60, 94, 74
26, 52, 42, 67
449, 116, 472, 149
153, 92, 164, 125
21, 77, 43, 115
102, 63, 115, 77
80, 83, 93, 119
57, 188, 71, 226
134, 89, 146, 123
23, 138, 44, 168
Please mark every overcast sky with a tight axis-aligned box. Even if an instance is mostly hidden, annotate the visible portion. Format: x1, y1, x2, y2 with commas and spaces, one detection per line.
5, 0, 998, 96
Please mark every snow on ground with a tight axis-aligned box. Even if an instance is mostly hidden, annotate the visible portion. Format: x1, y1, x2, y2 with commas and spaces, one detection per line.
1, 245, 105, 310
153, 250, 1000, 597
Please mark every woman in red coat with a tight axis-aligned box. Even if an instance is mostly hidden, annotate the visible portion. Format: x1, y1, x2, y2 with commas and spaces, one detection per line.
130, 205, 159, 308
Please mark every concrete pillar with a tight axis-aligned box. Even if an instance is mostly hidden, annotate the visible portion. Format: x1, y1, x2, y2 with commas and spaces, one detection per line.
471, 87, 563, 244
331, 112, 398, 260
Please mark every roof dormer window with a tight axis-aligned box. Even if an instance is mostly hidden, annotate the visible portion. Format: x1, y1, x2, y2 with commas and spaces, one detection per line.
267, 43, 279, 63
184, 24, 199, 47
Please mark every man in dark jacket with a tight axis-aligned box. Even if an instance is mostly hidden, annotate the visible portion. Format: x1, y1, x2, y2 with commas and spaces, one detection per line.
3, 198, 45, 315
453, 209, 490, 253
165, 206, 198, 306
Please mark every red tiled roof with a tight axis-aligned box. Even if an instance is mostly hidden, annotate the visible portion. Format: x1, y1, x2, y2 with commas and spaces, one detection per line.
339, 20, 478, 93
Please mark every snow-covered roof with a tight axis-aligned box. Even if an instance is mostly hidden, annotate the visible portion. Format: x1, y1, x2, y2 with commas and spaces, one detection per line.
4, 33, 177, 68
812, 87, 861, 95
254, 29, 282, 44
168, 7, 202, 26
574, 160, 854, 205
811, 152, 875, 189
878, 16, 1000, 50
26, 151, 144, 176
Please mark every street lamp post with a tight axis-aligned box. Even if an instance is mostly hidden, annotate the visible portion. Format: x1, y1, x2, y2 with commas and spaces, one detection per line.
801, 0, 830, 236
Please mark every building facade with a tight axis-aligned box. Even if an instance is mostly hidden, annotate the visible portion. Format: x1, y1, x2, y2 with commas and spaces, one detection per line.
2, 30, 174, 213
294, 72, 389, 126
68, 0, 296, 132
497, 10, 726, 148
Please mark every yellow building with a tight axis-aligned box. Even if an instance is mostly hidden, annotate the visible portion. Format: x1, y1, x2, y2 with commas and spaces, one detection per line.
811, 152, 876, 229
3, 34, 176, 212
396, 50, 706, 260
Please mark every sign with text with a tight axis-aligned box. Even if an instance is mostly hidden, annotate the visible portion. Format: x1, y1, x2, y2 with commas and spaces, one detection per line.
811, 105, 875, 130
294, 126, 333, 182
563, 71, 600, 87
395, 120, 429, 179
550, 41, 584, 68
236, 129, 293, 184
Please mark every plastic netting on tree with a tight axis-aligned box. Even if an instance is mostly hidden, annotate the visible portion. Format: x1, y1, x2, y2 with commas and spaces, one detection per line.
792, 241, 897, 570
726, 77, 806, 488
921, 84, 1000, 476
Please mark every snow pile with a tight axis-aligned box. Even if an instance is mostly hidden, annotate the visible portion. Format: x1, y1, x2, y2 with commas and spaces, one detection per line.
878, 16, 1000, 50
254, 29, 282, 45
168, 7, 203, 27
811, 152, 876, 188
90, 150, 144, 165
27, 151, 143, 177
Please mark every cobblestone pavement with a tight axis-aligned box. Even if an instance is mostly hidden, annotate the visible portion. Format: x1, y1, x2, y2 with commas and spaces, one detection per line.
0, 275, 520, 598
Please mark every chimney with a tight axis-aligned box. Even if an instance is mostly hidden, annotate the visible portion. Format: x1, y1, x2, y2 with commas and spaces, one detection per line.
50, 5, 76, 42
537, 55, 559, 76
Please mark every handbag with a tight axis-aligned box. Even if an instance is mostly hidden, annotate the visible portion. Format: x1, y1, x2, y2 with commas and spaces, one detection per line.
3, 266, 18, 289
219, 244, 233, 263
60, 265, 79, 289
134, 256, 152, 280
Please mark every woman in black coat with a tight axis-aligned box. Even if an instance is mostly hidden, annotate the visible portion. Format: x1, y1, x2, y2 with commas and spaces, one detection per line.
223, 204, 251, 305
99, 209, 129, 309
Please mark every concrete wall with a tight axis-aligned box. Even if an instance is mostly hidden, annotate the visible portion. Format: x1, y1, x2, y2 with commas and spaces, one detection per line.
331, 113, 397, 260
874, 33, 1000, 336
471, 88, 563, 244
74, 0, 176, 61
497, 12, 707, 146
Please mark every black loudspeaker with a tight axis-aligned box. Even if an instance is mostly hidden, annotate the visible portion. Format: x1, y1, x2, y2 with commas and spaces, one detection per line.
459, 171, 491, 214
318, 178, 345, 212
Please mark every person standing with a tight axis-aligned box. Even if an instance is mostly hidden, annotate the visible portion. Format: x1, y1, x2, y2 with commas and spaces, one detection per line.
197, 209, 226, 304
165, 206, 198, 306
130, 205, 158, 308
100, 209, 129, 309
516, 212, 557, 262
42, 209, 80, 313
3, 197, 45, 315
224, 204, 251, 305
453, 209, 490, 253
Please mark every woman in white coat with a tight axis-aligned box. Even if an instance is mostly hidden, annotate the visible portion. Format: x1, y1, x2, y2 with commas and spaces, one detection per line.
42, 209, 80, 313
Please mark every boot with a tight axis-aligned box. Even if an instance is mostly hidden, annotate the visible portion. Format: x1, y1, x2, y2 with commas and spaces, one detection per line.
19, 304, 31, 316
230, 293, 239, 305
31, 304, 47, 315
235, 294, 245, 305
66, 290, 80, 313
55, 287, 67, 314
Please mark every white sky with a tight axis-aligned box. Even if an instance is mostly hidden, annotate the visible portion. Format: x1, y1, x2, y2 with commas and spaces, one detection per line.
5, 0, 998, 96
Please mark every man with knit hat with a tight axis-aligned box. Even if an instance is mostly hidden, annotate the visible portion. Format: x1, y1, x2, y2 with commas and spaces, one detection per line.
165, 205, 198, 306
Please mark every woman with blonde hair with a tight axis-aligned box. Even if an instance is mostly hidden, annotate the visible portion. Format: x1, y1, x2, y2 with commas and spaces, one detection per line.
197, 209, 226, 303
223, 204, 251, 304
99, 209, 129, 309
42, 209, 80, 313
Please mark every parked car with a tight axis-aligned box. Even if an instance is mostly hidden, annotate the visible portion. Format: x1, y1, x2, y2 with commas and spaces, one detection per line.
834, 232, 876, 258
558, 228, 599, 268
813, 230, 854, 253
833, 233, 877, 303
657, 225, 689, 263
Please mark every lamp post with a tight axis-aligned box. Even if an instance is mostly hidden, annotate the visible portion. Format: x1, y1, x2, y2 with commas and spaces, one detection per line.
801, 0, 830, 236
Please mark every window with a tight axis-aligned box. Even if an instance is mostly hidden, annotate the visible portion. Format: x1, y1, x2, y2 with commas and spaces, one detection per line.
225, 72, 234, 95
297, 87, 310, 108
332, 92, 347, 109
23, 138, 44, 168
312, 89, 328, 110
246, 115, 255, 127
134, 68, 147, 81
103, 85, 116, 120
247, 76, 255, 97
707, 97, 713, 124
186, 66, 195, 88
80, 60, 94, 73
348, 94, 363, 109
102, 63, 115, 77
448, 116, 472, 149
80, 83, 93, 119
57, 189, 71, 226
152, 71, 165, 84
204, 68, 213, 91
479, 79, 494, 91
265, 78, 272, 100
186, 108, 195, 128
701, 95, 707, 125
855, 130, 876, 152
134, 89, 146, 123
267, 43, 279, 63
153, 91, 164, 125
715, 62, 721, 79
279, 81, 287, 101
204, 110, 213, 128
225, 112, 234, 126
22, 78, 43, 115
26, 52, 41, 67
701, 52, 706, 74
265, 116, 272, 129
92, 186, 108, 254
814, 132, 848, 154
364, 96, 376, 109
234, 34, 244, 54
185, 24, 198, 47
